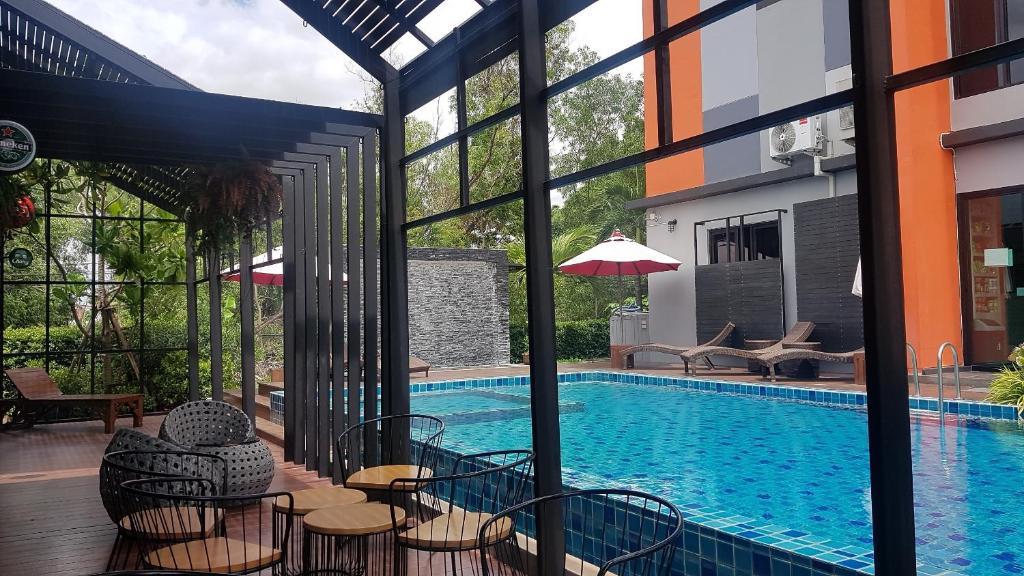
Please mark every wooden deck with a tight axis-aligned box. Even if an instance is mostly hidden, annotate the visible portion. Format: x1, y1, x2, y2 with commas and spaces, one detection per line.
0, 415, 332, 576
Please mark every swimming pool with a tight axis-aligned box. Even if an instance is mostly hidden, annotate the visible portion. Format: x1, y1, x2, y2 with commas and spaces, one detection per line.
409, 373, 1024, 576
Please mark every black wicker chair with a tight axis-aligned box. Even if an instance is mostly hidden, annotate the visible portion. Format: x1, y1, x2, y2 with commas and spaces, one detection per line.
389, 450, 534, 576
91, 571, 220, 575
160, 400, 274, 496
336, 414, 445, 498
478, 489, 683, 576
100, 450, 229, 570
120, 476, 293, 575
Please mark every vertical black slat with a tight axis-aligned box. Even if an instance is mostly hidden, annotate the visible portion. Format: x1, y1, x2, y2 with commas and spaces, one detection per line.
346, 142, 363, 453
725, 217, 732, 263
737, 216, 745, 262
848, 0, 918, 573
776, 210, 786, 330
185, 225, 200, 401
208, 246, 224, 402
138, 202, 145, 396
44, 164, 51, 373
90, 190, 97, 394
315, 156, 332, 478
518, 2, 566, 575
302, 164, 318, 471
456, 29, 470, 207
653, 0, 673, 146
240, 230, 257, 427
382, 75, 411, 422
327, 147, 347, 482
362, 130, 379, 426
292, 170, 308, 466
280, 174, 297, 462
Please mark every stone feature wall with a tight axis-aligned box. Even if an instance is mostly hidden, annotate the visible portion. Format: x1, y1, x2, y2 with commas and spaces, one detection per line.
407, 248, 509, 368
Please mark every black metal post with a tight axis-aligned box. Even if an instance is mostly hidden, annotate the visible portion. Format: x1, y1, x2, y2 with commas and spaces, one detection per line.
208, 245, 224, 402
518, 1, 566, 575
302, 163, 318, 472
315, 155, 333, 478
456, 30, 471, 208
291, 169, 309, 465
362, 129, 380, 427
280, 173, 297, 462
848, 0, 918, 573
382, 72, 411, 420
185, 225, 200, 401
653, 0, 673, 146
239, 230, 257, 427
346, 142, 364, 463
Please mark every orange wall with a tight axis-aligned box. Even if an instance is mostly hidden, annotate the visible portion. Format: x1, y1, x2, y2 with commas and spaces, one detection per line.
643, 0, 703, 197
890, 0, 962, 367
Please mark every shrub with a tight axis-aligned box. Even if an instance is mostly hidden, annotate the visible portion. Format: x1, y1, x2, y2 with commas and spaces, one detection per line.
3, 325, 84, 356
509, 319, 610, 363
988, 344, 1024, 418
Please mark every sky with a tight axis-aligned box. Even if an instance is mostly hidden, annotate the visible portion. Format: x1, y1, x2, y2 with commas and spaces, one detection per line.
46, 0, 644, 112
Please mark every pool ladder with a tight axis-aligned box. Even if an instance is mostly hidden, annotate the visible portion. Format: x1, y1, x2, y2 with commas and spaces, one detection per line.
907, 343, 920, 397
935, 341, 962, 419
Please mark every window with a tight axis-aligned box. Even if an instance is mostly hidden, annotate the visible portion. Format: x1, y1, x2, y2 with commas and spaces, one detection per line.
951, 0, 1024, 98
707, 220, 781, 264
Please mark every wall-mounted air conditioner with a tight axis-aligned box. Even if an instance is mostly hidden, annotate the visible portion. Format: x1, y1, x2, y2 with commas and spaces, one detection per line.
768, 116, 824, 162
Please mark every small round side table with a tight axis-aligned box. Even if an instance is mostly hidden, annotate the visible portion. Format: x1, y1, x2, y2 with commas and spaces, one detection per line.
302, 502, 406, 576
274, 486, 367, 575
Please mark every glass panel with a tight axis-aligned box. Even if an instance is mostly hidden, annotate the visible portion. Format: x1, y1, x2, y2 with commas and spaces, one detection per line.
468, 116, 522, 202
546, 0, 643, 86
405, 142, 460, 221
142, 221, 186, 282
4, 285, 47, 353
49, 282, 91, 353
2, 230, 46, 282
406, 87, 457, 155
465, 52, 519, 126
47, 216, 94, 282
143, 350, 193, 412
143, 284, 188, 349
416, 0, 482, 42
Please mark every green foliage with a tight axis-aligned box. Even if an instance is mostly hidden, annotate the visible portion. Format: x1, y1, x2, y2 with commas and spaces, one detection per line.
184, 161, 283, 254
987, 344, 1024, 418
509, 319, 610, 363
3, 325, 83, 356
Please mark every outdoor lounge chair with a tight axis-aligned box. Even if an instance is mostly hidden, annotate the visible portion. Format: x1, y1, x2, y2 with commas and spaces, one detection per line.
679, 321, 816, 375
3, 367, 143, 433
343, 353, 432, 378
620, 322, 736, 369
755, 347, 865, 381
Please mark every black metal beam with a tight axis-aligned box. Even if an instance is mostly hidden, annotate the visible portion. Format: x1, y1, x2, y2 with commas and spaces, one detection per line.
207, 245, 224, 402
402, 189, 524, 230
547, 90, 853, 191
848, 0, 918, 573
885, 36, 1024, 93
381, 72, 411, 420
185, 225, 200, 401
239, 230, 257, 427
346, 141, 363, 458
518, 3, 565, 576
402, 104, 520, 166
277, 0, 394, 83
652, 0, 672, 146
276, 171, 298, 463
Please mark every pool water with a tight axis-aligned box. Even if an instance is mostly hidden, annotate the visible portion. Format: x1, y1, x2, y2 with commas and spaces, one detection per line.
414, 380, 1024, 575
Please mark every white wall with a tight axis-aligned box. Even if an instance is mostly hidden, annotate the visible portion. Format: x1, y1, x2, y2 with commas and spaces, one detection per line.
953, 136, 1024, 194
644, 172, 858, 354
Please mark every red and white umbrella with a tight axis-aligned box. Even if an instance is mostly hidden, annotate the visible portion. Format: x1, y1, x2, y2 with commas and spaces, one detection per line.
559, 229, 681, 276
222, 246, 347, 286
559, 229, 681, 341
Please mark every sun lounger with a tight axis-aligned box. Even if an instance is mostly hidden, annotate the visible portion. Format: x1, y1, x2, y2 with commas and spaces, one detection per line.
4, 367, 143, 433
755, 347, 865, 381
620, 322, 736, 369
680, 321, 816, 375
343, 353, 432, 378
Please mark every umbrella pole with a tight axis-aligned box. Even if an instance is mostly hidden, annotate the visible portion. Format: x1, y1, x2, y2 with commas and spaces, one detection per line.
617, 266, 624, 345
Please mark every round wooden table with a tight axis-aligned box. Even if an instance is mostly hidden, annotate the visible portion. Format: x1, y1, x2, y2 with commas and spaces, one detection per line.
273, 486, 367, 575
303, 503, 406, 576
345, 464, 433, 492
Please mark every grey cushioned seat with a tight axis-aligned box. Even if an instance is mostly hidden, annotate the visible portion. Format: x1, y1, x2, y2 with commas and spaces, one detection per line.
159, 400, 274, 496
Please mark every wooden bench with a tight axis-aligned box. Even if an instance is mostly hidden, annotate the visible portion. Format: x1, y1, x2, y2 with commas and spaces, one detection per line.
4, 367, 143, 433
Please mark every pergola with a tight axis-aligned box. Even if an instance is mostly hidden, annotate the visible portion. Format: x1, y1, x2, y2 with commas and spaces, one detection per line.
3, 0, 1024, 574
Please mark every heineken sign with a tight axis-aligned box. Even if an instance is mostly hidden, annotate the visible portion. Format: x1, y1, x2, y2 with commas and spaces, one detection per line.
0, 121, 36, 173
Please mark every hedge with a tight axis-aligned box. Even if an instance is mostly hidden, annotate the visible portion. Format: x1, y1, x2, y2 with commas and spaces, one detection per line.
509, 319, 609, 363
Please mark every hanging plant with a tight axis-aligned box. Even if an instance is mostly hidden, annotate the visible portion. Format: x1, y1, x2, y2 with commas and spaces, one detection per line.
0, 174, 36, 237
184, 160, 283, 254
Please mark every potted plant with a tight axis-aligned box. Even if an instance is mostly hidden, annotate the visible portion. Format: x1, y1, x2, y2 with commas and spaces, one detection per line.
185, 161, 283, 254
987, 343, 1024, 419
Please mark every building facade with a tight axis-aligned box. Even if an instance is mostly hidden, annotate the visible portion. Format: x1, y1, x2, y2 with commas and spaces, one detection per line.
630, 0, 1024, 369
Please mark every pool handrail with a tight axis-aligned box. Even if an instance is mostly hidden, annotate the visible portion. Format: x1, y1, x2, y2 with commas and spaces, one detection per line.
907, 343, 920, 397
936, 341, 961, 419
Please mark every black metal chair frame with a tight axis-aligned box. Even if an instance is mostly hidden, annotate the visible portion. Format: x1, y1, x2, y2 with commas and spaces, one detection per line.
119, 477, 294, 575
100, 449, 229, 571
336, 413, 446, 492
478, 488, 684, 576
388, 449, 535, 576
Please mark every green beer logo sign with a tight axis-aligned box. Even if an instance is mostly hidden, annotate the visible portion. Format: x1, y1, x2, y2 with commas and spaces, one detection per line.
0, 121, 36, 173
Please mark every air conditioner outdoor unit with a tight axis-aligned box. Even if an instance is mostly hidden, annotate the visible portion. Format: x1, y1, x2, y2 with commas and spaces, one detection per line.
769, 116, 823, 161
838, 105, 856, 146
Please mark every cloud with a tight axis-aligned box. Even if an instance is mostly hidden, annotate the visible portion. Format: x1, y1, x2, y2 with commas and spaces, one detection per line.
47, 0, 371, 108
